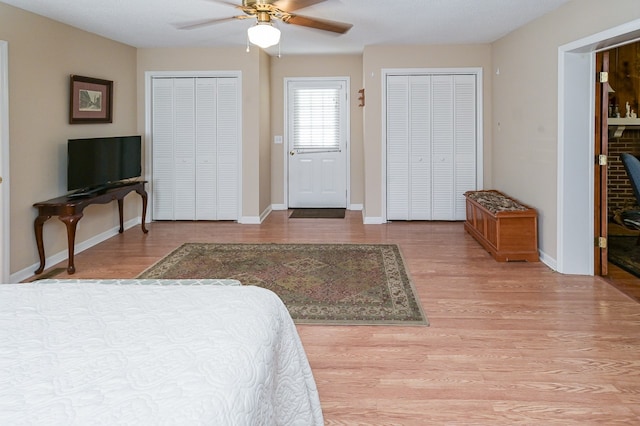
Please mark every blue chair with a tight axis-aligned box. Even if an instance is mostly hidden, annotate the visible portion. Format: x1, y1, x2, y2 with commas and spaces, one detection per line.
619, 153, 640, 244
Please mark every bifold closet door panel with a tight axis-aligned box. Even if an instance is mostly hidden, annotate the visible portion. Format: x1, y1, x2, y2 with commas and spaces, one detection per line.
173, 78, 197, 220
152, 78, 177, 220
408, 75, 432, 221
215, 78, 239, 221
453, 74, 477, 220
430, 75, 455, 221
152, 77, 197, 220
195, 78, 217, 221
386, 74, 435, 221
386, 75, 410, 221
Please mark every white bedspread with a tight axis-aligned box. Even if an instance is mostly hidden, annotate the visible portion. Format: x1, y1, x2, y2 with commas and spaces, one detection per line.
0, 280, 323, 425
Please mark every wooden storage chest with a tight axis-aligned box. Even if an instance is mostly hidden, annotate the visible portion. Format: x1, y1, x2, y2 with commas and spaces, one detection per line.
464, 190, 539, 262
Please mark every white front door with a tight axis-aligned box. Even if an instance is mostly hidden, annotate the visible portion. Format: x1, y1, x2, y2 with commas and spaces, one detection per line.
287, 79, 348, 208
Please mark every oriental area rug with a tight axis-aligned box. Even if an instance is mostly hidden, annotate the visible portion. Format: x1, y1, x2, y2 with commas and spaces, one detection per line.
138, 243, 428, 325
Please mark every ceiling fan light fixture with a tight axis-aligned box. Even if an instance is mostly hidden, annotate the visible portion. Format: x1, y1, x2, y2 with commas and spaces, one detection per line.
247, 22, 281, 48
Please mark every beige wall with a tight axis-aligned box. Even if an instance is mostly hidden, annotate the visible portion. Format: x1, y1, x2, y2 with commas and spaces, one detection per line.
269, 54, 364, 207
136, 47, 266, 220
491, 0, 640, 260
259, 50, 272, 215
0, 3, 138, 276
361, 44, 493, 220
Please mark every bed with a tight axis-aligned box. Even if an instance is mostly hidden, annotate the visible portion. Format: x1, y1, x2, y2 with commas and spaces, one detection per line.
0, 279, 323, 425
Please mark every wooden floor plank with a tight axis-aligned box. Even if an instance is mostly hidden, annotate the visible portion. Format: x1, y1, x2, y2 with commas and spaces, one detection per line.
28, 210, 640, 424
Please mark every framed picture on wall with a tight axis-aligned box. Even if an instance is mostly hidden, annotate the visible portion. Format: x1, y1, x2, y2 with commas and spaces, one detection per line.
69, 75, 113, 124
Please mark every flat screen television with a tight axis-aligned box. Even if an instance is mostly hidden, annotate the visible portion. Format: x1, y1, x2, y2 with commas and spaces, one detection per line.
67, 135, 142, 196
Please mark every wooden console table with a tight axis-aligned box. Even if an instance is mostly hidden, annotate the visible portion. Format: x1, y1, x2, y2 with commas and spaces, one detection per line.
33, 181, 148, 275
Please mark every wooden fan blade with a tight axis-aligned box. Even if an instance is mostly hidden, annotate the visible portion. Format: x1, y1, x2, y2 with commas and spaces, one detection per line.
284, 14, 352, 34
208, 0, 254, 15
273, 0, 327, 12
206, 0, 243, 8
223, 0, 242, 5
177, 16, 247, 30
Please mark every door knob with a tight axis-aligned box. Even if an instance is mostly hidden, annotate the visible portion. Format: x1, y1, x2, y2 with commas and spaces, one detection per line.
290, 151, 295, 156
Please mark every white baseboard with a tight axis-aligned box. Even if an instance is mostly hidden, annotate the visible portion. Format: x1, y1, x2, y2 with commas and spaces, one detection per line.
11, 217, 142, 284
349, 203, 363, 211
238, 216, 261, 224
259, 205, 272, 223
363, 215, 385, 225
238, 205, 272, 224
538, 249, 557, 272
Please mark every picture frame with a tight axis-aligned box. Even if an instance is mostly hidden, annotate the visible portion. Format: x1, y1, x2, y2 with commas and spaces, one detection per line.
69, 75, 113, 124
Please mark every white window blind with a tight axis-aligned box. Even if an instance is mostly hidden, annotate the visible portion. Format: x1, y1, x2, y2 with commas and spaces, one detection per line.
292, 88, 341, 150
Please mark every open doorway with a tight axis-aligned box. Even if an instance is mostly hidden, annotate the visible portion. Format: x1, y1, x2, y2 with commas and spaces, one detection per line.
558, 19, 640, 276
601, 42, 640, 282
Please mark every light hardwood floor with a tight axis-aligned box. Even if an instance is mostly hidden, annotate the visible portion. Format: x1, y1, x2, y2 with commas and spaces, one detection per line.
30, 210, 640, 424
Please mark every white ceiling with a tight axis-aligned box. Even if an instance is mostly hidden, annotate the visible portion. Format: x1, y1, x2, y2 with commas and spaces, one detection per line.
1, 0, 570, 55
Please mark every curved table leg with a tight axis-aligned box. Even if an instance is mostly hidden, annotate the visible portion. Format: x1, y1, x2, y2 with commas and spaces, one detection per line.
118, 199, 125, 233
59, 214, 82, 274
136, 187, 149, 234
33, 215, 51, 274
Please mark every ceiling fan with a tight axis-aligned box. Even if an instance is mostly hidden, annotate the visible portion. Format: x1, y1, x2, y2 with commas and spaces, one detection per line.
179, 0, 353, 48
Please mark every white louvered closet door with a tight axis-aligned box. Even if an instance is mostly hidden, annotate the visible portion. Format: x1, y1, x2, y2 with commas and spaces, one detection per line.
431, 75, 455, 220
453, 75, 478, 220
215, 78, 239, 220
174, 78, 197, 220
409, 75, 432, 220
386, 73, 477, 221
194, 78, 217, 220
152, 78, 176, 221
152, 77, 238, 221
386, 75, 410, 220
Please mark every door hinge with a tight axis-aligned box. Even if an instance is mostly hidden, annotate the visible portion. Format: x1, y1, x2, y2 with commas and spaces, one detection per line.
596, 237, 607, 248
599, 71, 609, 83
598, 154, 607, 166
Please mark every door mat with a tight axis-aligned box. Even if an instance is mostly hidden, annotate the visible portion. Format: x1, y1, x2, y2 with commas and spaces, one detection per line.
137, 243, 428, 326
289, 208, 346, 219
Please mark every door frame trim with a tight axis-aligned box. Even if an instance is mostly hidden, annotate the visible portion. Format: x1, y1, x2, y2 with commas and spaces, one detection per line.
381, 67, 484, 223
144, 70, 243, 222
1, 41, 10, 283
283, 76, 351, 209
